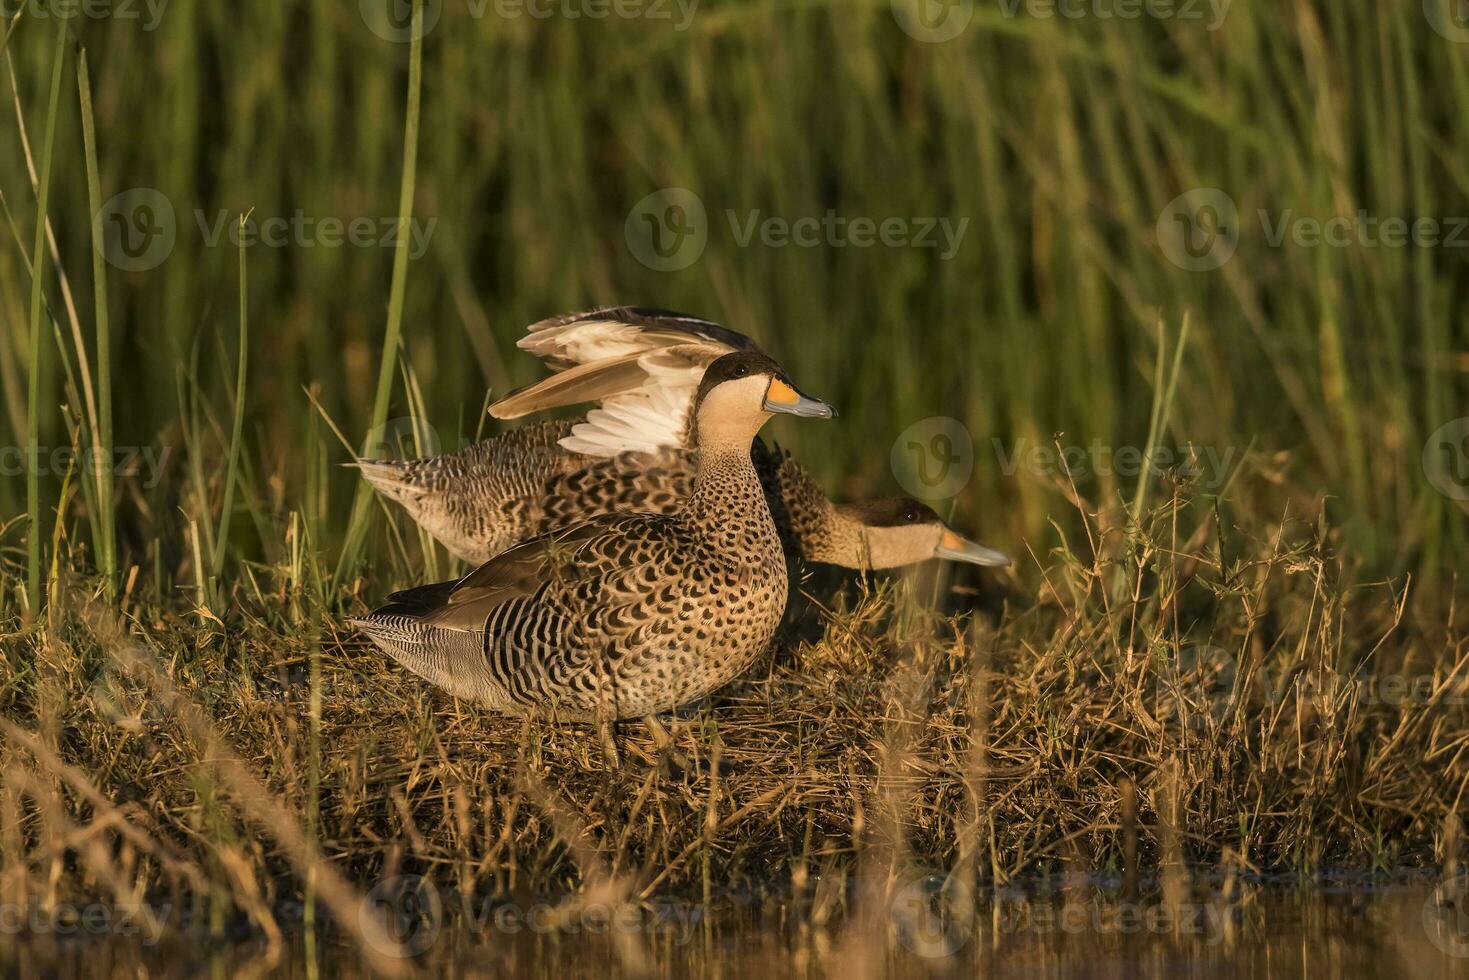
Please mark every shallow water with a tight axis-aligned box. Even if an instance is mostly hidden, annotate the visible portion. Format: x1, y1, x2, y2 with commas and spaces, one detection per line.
8, 875, 1469, 978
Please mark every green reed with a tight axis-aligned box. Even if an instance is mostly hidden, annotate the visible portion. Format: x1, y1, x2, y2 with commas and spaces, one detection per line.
0, 2, 1461, 609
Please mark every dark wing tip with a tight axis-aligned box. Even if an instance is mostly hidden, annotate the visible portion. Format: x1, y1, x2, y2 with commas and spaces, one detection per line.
374, 580, 459, 617
544, 306, 767, 355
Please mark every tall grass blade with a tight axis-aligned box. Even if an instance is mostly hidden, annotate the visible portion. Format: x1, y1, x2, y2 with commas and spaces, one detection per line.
7, 49, 98, 510
334, 0, 424, 589
1129, 313, 1192, 530
77, 46, 115, 595
23, 20, 67, 616
212, 214, 251, 604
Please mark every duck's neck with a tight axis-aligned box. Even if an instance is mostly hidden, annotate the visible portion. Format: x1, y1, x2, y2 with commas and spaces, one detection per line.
687, 439, 778, 551
761, 459, 838, 563
802, 502, 866, 567
776, 494, 881, 569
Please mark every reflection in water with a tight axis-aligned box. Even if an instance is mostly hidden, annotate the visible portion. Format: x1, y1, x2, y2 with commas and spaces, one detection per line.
7, 879, 1469, 978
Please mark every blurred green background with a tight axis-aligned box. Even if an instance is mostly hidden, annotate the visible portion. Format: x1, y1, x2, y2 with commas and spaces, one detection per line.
1, 0, 1465, 606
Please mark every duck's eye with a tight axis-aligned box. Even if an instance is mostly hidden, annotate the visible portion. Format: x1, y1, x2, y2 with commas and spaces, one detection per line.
904, 508, 920, 523
733, 364, 749, 378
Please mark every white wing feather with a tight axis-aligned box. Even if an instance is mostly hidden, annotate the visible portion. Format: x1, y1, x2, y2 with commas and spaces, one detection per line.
518, 319, 649, 366
497, 309, 761, 458
559, 355, 704, 456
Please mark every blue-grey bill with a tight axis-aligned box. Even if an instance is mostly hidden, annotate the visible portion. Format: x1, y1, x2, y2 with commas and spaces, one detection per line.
936, 535, 1012, 567
764, 392, 836, 419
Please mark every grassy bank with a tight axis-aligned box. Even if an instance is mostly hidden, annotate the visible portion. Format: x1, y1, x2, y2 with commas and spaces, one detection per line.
3, 481, 1466, 968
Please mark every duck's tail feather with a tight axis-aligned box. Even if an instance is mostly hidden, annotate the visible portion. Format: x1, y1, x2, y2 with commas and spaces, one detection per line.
350, 588, 503, 707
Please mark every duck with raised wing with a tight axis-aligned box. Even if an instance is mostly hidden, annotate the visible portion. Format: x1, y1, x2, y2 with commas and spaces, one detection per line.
354, 307, 1009, 570
352, 352, 835, 759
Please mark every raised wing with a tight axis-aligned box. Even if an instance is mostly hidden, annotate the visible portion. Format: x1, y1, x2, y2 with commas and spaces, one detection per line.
513, 307, 763, 371
489, 307, 766, 457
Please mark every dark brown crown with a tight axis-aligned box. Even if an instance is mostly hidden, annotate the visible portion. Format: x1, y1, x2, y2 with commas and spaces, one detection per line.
694, 351, 790, 407
837, 497, 944, 528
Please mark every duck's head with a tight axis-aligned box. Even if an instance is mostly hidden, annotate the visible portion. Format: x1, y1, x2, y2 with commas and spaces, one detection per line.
693, 352, 834, 447
829, 497, 1012, 570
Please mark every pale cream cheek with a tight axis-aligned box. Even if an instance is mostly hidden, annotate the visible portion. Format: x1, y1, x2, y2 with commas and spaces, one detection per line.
863, 525, 945, 568
696, 376, 774, 446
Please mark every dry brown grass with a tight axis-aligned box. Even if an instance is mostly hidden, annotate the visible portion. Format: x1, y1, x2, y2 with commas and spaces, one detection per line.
0, 484, 1465, 972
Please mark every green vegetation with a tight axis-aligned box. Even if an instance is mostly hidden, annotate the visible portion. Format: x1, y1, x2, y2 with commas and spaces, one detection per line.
0, 0, 1466, 972
1, 2, 1465, 603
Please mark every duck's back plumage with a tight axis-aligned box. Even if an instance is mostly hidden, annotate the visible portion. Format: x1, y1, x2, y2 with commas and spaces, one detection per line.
356, 420, 833, 566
